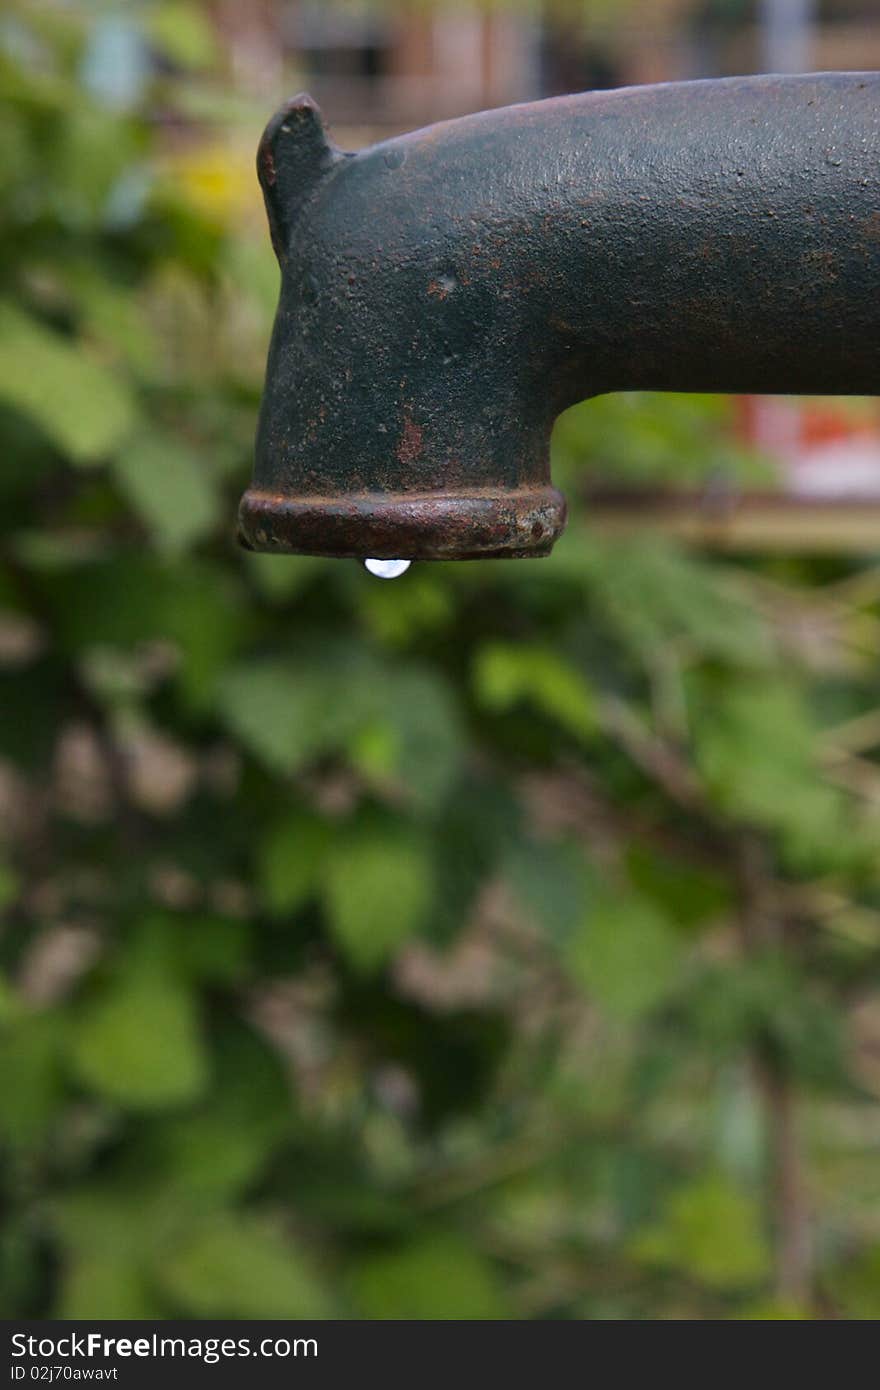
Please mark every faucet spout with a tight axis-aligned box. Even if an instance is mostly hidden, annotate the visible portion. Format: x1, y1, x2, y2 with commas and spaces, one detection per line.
240, 73, 880, 562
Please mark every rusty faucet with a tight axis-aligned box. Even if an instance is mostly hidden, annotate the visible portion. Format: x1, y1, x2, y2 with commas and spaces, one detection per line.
239, 73, 880, 563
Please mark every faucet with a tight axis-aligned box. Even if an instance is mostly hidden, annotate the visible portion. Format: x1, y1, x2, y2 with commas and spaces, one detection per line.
239, 73, 879, 563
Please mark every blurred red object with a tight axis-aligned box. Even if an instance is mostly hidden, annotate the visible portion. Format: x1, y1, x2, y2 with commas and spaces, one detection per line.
738, 396, 880, 497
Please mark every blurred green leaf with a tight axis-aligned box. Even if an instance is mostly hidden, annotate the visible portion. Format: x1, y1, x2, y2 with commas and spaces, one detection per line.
0, 1014, 63, 1146
111, 432, 220, 553
142, 1028, 291, 1203
39, 556, 249, 706
257, 811, 333, 918
172, 915, 251, 985
503, 837, 585, 943
566, 885, 683, 1017
553, 392, 768, 489
350, 666, 464, 811
827, 1245, 880, 1320
633, 1175, 770, 1290
687, 954, 843, 1084
216, 651, 366, 775
323, 823, 433, 973
60, 1256, 158, 1320
581, 536, 773, 667
423, 773, 520, 945
474, 642, 596, 741
625, 843, 731, 932
146, 3, 219, 69
54, 1184, 160, 1258
246, 553, 331, 603
0, 301, 137, 463
737, 1296, 810, 1319
70, 930, 210, 1110
360, 568, 454, 645
692, 675, 857, 867
350, 1235, 506, 1319
157, 1213, 329, 1318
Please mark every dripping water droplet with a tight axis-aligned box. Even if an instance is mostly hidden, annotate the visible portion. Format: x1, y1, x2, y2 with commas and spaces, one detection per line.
364, 558, 411, 580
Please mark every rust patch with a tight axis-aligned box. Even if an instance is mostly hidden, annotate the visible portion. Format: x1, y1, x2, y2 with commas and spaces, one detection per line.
427, 273, 457, 299
397, 413, 424, 466
258, 143, 276, 187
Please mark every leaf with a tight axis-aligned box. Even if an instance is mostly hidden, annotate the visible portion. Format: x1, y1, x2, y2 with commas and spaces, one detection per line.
692, 675, 855, 867
474, 642, 596, 742
0, 301, 137, 463
157, 1213, 329, 1318
827, 1245, 880, 1320
216, 651, 369, 775
736, 1296, 810, 1320
566, 886, 682, 1018
59, 1256, 158, 1320
0, 977, 16, 1027
70, 936, 209, 1109
146, 3, 219, 69
111, 432, 219, 552
632, 1176, 770, 1290
349, 666, 464, 811
694, 677, 815, 825
577, 535, 772, 667
172, 914, 251, 984
688, 955, 843, 1085
552, 392, 767, 490
502, 837, 585, 943
257, 811, 333, 918
625, 843, 731, 933
39, 556, 249, 708
54, 1184, 162, 1257
245, 553, 331, 603
350, 1235, 506, 1319
69, 269, 159, 377
423, 774, 521, 946
141, 1028, 291, 1203
360, 568, 454, 645
219, 646, 460, 796
323, 824, 433, 973
0, 1014, 63, 1146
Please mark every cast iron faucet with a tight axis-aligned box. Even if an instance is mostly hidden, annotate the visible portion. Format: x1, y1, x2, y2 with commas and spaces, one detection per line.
240, 73, 879, 562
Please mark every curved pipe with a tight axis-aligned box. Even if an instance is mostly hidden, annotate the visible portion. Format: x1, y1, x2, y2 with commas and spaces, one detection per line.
240, 73, 880, 561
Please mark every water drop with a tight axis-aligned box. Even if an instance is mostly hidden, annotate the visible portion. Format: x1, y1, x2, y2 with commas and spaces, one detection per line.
364, 558, 411, 580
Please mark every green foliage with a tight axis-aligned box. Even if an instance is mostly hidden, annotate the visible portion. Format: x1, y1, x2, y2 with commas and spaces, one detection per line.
70, 921, 210, 1110
566, 884, 683, 1018
474, 642, 596, 743
258, 811, 333, 918
632, 1176, 771, 1291
0, 301, 138, 464
692, 674, 861, 870
350, 1235, 507, 1319
157, 1214, 329, 1319
112, 433, 220, 554
324, 822, 433, 973
2, 0, 880, 1322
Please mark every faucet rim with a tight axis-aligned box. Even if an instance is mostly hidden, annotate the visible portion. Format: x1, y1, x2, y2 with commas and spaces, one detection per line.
238, 485, 567, 561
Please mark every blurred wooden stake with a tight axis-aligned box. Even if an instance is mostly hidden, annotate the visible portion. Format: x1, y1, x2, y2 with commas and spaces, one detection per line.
585, 492, 880, 553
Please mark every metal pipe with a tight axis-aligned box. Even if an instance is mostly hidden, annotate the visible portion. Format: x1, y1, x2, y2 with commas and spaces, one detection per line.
239, 73, 880, 562
759, 0, 816, 75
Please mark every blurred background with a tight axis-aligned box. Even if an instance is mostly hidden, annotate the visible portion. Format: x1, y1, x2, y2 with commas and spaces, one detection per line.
2, 0, 880, 1321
